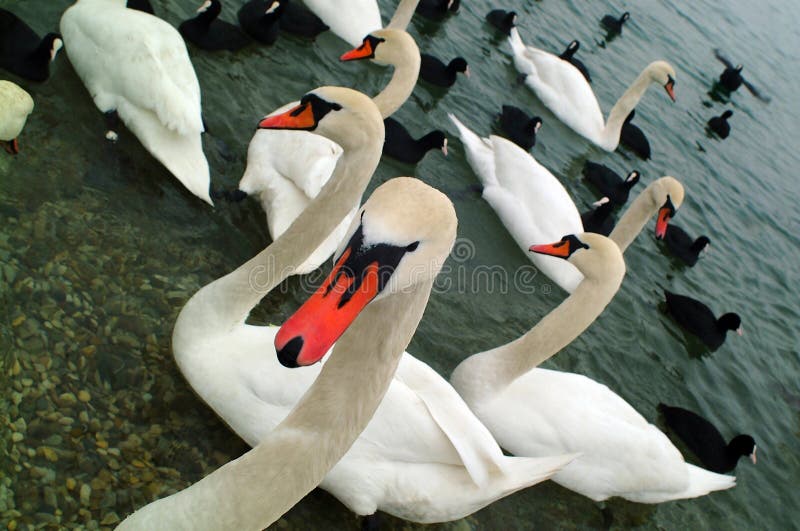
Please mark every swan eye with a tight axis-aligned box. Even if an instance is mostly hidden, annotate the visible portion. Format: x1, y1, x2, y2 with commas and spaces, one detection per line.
406, 241, 420, 252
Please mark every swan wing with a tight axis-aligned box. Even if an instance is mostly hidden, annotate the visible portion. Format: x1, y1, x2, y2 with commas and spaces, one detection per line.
302, 0, 382, 46
483, 136, 583, 291
484, 369, 701, 501
390, 354, 508, 487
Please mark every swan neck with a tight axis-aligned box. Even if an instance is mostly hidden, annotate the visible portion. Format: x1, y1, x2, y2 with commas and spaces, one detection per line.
608, 185, 657, 252
173, 134, 383, 349
386, 0, 421, 30
119, 283, 432, 530
373, 46, 421, 118
452, 272, 621, 405
603, 69, 654, 149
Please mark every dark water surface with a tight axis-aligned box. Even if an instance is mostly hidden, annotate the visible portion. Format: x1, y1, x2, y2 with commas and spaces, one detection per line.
1, 0, 799, 529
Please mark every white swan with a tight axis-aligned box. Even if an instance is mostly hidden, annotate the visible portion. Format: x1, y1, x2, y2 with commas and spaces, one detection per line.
118, 175, 460, 529
448, 113, 684, 292
450, 233, 737, 503
238, 27, 421, 274
179, 86, 575, 524
60, 0, 212, 204
508, 27, 676, 151
0, 80, 34, 155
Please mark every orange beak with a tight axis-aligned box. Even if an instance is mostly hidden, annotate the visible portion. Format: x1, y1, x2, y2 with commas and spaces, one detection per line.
530, 241, 571, 258
341, 39, 375, 61
665, 80, 676, 102
258, 103, 316, 130
275, 248, 382, 367
655, 197, 675, 239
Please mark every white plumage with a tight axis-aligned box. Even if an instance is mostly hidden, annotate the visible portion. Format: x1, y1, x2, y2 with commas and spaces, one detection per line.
60, 0, 212, 204
448, 113, 584, 292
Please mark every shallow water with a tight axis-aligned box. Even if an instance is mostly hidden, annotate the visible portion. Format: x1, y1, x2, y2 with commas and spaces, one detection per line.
1, 0, 799, 529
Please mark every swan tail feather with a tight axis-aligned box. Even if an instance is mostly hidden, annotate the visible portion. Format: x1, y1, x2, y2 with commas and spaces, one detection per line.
119, 101, 212, 205
496, 453, 578, 492
447, 113, 497, 187
677, 464, 736, 499
395, 355, 508, 488
508, 27, 526, 57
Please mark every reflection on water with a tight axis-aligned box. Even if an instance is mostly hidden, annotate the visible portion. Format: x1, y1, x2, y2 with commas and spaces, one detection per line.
2, 0, 799, 529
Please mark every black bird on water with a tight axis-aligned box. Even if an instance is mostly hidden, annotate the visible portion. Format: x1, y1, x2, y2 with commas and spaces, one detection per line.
713, 49, 770, 102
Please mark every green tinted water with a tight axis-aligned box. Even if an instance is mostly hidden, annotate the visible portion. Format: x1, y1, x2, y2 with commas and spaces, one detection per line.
1, 0, 799, 529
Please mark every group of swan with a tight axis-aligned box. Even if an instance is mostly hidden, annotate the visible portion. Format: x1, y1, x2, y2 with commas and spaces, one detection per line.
9, 1, 746, 527
168, 86, 574, 525
120, 93, 461, 529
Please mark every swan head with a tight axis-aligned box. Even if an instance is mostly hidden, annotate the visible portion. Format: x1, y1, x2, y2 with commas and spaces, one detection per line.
530, 233, 625, 281
735, 64, 743, 72
257, 86, 383, 150
647, 61, 677, 102
621, 11, 630, 22
648, 176, 684, 239
340, 29, 418, 68
721, 109, 734, 119
447, 0, 461, 12
274, 177, 457, 367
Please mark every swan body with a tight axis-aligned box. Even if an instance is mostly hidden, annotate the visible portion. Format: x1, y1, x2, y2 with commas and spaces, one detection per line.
451, 233, 737, 503
238, 28, 420, 274
509, 27, 675, 151
120, 169, 463, 528
0, 80, 34, 154
448, 113, 583, 292
177, 88, 575, 524
60, 0, 212, 205
302, 0, 381, 46
482, 368, 737, 502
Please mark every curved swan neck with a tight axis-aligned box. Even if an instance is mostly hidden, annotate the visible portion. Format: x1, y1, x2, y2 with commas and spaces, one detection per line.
119, 282, 433, 530
608, 185, 658, 252
386, 0, 421, 30
602, 68, 656, 149
173, 124, 383, 350
451, 270, 622, 405
372, 39, 421, 118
